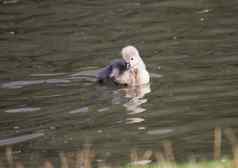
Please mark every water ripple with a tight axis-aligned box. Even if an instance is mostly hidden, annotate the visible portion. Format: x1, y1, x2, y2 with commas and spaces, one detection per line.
0, 133, 44, 146
5, 107, 41, 113
126, 117, 144, 124
1, 79, 71, 89
69, 107, 89, 114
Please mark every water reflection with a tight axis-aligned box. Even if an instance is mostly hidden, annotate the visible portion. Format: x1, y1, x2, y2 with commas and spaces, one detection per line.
130, 149, 152, 166
6, 147, 13, 168
41, 160, 53, 168
0, 133, 44, 146
1, 69, 97, 89
69, 106, 89, 114
121, 84, 151, 114
0, 145, 151, 168
120, 84, 151, 99
1, 79, 70, 89
1, 146, 96, 168
15, 161, 25, 168
5, 107, 41, 113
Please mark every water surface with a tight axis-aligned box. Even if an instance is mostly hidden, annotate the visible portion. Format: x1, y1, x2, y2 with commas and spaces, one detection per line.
0, 0, 238, 166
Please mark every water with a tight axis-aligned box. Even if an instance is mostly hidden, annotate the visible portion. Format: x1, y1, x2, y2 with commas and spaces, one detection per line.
0, 0, 238, 166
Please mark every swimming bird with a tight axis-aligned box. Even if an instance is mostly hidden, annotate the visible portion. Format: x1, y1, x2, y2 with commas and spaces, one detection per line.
97, 46, 150, 86
114, 46, 150, 86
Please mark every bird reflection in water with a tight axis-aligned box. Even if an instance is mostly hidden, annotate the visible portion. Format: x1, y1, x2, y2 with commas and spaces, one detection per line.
121, 84, 151, 115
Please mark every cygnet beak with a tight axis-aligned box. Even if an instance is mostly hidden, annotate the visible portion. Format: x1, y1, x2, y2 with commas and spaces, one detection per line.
126, 62, 131, 69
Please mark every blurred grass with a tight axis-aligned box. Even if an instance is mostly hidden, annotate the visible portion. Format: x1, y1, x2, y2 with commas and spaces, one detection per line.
124, 128, 237, 168
125, 159, 232, 168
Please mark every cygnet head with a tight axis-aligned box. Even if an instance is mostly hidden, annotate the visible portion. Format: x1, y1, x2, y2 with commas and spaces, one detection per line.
121, 45, 145, 69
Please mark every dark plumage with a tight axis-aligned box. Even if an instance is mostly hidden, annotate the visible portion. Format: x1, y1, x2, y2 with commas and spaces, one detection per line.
96, 59, 129, 83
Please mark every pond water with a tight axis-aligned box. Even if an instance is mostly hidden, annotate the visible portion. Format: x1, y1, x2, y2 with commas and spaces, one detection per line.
0, 0, 238, 167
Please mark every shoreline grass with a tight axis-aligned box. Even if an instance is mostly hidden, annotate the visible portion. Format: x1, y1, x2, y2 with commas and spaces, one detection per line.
125, 159, 233, 168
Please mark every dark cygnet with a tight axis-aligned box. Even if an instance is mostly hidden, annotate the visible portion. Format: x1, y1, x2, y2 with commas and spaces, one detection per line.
96, 59, 129, 83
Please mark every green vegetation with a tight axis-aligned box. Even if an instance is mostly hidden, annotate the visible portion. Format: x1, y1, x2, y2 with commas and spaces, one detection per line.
125, 159, 233, 168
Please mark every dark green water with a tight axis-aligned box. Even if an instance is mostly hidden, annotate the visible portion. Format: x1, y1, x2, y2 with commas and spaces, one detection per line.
0, 0, 238, 167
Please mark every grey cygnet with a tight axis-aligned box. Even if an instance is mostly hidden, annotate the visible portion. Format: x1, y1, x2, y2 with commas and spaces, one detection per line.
96, 59, 130, 84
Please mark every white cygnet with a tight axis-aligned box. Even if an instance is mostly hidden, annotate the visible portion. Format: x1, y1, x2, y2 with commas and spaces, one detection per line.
114, 45, 150, 86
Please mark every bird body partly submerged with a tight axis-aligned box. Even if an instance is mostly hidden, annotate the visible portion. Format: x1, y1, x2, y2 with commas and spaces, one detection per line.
96, 59, 129, 84
97, 46, 150, 86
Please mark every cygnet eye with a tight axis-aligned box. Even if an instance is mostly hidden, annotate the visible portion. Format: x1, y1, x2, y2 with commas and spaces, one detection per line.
130, 57, 134, 61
